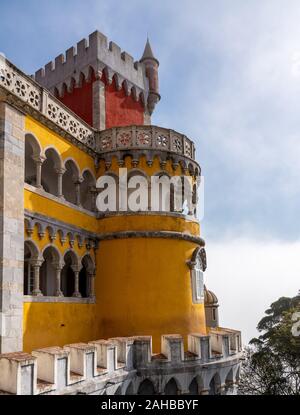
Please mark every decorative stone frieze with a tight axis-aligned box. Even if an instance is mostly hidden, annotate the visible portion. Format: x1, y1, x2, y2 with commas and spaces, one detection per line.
24, 210, 98, 250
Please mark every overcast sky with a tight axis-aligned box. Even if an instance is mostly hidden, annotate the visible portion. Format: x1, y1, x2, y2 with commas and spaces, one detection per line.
1, 0, 299, 343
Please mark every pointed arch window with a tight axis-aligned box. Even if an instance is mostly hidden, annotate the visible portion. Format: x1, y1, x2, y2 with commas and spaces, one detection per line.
187, 247, 207, 304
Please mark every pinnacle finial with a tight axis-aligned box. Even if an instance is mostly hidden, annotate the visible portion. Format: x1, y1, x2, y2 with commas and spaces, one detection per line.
140, 37, 159, 65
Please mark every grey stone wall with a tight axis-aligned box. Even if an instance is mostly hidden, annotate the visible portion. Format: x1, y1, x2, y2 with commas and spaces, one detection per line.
0, 101, 25, 353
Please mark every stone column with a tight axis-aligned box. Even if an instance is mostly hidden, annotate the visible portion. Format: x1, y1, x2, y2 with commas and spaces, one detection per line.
31, 260, 43, 296
55, 168, 65, 198
92, 76, 106, 130
0, 101, 25, 353
33, 155, 45, 188
75, 179, 83, 206
88, 272, 95, 299
72, 267, 82, 298
54, 263, 63, 297
88, 186, 97, 212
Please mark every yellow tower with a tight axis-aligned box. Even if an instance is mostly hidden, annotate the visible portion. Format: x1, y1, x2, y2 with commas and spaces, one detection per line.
95, 128, 205, 352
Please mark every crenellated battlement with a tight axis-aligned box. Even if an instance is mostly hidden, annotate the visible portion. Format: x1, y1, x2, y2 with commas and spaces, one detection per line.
34, 31, 148, 101
0, 330, 242, 395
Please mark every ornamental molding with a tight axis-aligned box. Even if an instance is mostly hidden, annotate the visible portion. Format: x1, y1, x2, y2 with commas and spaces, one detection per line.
98, 230, 205, 246
187, 246, 207, 271
24, 210, 98, 249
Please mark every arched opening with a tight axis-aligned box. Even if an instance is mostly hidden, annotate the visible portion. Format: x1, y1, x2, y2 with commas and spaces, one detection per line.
80, 254, 94, 298
24, 240, 39, 295
62, 159, 80, 204
125, 382, 134, 395
225, 368, 234, 393
40, 246, 60, 296
80, 170, 96, 210
164, 378, 179, 395
152, 172, 171, 212
61, 251, 79, 297
25, 134, 42, 186
137, 379, 155, 395
41, 148, 62, 196
209, 373, 221, 395
127, 170, 149, 212
188, 378, 199, 395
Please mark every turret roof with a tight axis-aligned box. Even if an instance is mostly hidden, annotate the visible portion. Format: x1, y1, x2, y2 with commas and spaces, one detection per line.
140, 38, 159, 65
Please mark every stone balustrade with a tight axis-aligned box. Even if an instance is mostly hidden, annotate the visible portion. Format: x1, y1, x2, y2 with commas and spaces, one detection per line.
0, 56, 95, 149
0, 329, 242, 395
96, 125, 196, 160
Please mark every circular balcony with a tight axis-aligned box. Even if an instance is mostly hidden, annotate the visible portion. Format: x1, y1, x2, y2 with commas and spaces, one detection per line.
96, 125, 200, 174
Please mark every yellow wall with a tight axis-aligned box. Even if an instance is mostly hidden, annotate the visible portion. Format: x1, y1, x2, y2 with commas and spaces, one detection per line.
23, 302, 99, 351
23, 115, 206, 354
25, 116, 96, 174
96, 238, 206, 352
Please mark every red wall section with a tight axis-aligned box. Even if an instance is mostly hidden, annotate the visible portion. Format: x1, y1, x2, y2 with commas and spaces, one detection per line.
105, 80, 144, 129
58, 76, 144, 129
59, 77, 94, 126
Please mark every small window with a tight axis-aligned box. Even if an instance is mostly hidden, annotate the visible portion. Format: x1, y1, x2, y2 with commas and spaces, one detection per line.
188, 247, 206, 304
191, 256, 204, 303
212, 308, 216, 321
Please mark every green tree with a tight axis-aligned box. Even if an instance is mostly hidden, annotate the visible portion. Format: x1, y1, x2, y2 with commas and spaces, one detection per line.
239, 294, 300, 395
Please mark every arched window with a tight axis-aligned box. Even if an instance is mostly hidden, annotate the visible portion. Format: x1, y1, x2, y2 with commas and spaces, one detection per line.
24, 240, 40, 295
137, 379, 155, 395
187, 247, 206, 304
209, 373, 221, 395
61, 251, 80, 297
127, 170, 149, 212
151, 172, 171, 212
188, 378, 199, 395
62, 159, 81, 205
41, 148, 63, 196
25, 134, 42, 186
164, 378, 179, 395
40, 246, 61, 296
80, 170, 96, 210
80, 254, 95, 298
97, 172, 119, 213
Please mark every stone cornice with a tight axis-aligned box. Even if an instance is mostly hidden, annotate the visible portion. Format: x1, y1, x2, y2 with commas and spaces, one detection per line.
98, 230, 205, 246
24, 209, 204, 247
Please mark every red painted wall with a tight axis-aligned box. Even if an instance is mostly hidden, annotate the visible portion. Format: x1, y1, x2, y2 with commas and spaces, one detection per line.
105, 80, 144, 129
59, 76, 144, 129
59, 76, 94, 126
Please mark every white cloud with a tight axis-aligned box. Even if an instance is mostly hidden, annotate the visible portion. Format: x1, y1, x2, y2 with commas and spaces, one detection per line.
206, 237, 300, 344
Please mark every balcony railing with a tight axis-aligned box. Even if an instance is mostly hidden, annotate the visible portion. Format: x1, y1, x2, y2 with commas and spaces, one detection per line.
0, 56, 95, 149
97, 125, 196, 160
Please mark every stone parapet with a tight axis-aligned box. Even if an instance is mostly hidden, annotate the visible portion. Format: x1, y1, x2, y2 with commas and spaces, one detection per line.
0, 56, 95, 150
34, 31, 148, 102
0, 330, 242, 395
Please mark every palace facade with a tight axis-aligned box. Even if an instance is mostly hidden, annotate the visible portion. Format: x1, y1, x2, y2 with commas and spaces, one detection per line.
0, 31, 241, 395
